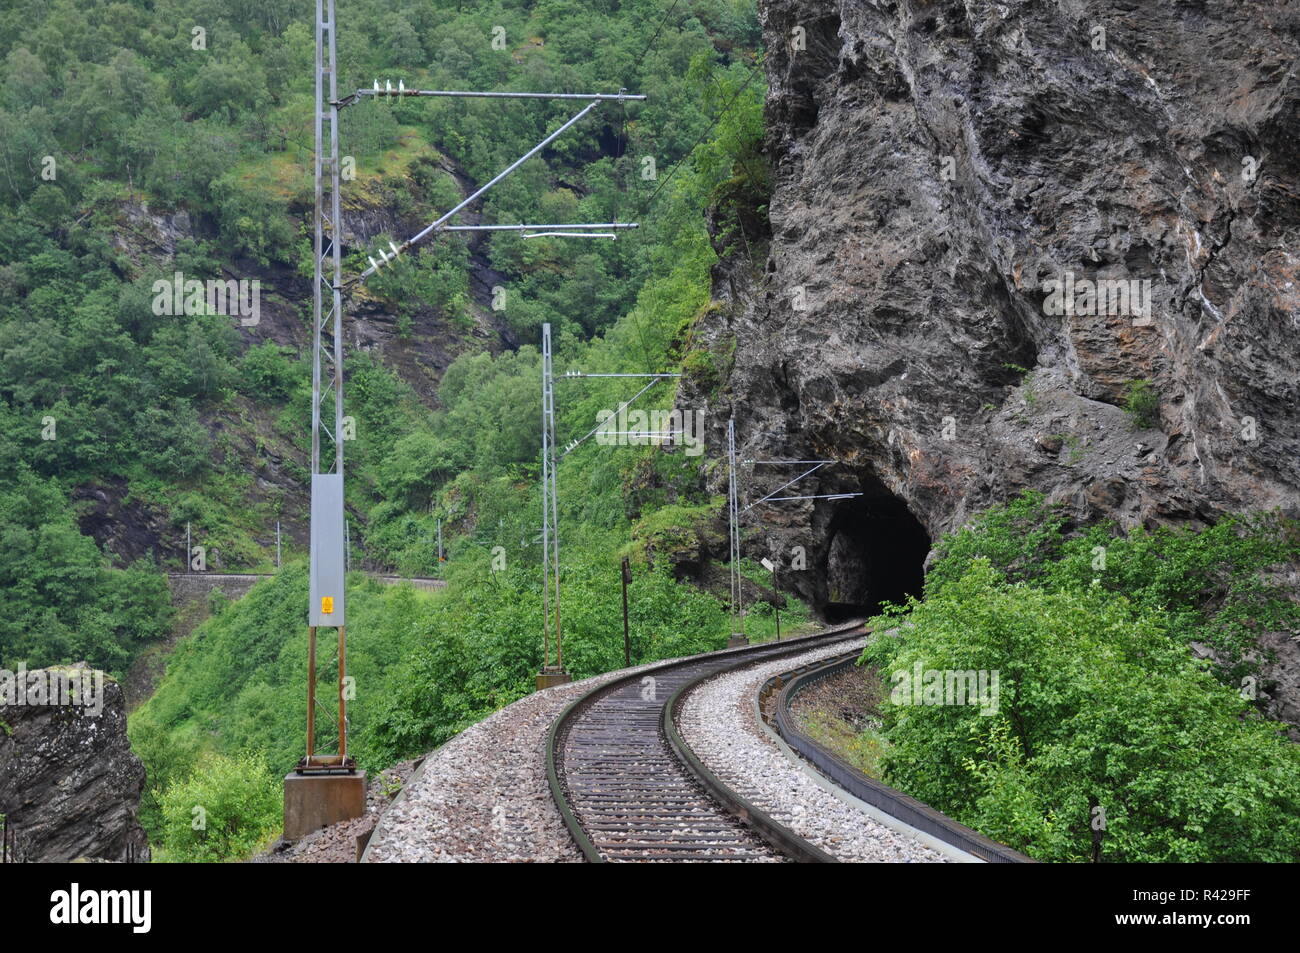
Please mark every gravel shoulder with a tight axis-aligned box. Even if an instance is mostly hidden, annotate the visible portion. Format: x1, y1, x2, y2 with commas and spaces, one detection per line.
677, 641, 950, 863
788, 662, 889, 779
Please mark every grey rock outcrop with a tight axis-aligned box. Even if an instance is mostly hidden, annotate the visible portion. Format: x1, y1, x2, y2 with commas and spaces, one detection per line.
684, 0, 1300, 612
0, 666, 149, 862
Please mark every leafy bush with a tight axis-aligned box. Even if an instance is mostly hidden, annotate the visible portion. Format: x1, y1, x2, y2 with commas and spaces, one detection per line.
238, 342, 298, 401
925, 490, 1070, 590
929, 491, 1300, 686
156, 751, 282, 862
862, 493, 1300, 862
863, 562, 1300, 862
210, 171, 296, 265
1123, 378, 1160, 429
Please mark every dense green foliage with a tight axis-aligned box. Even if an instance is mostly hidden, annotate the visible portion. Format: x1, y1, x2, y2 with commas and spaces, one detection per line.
0, 471, 171, 673
131, 565, 441, 833
862, 493, 1300, 862
0, 0, 768, 688
925, 491, 1300, 686
156, 750, 282, 862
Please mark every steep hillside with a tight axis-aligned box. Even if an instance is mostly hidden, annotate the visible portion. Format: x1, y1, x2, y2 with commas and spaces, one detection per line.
0, 0, 769, 673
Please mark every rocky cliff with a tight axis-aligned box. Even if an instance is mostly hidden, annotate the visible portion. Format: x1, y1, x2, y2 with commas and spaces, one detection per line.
0, 666, 149, 862
685, 0, 1300, 614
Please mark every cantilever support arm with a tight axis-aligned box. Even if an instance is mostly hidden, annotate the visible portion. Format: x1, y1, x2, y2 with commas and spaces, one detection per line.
349, 100, 603, 286
742, 463, 828, 513
336, 87, 646, 107
442, 223, 639, 233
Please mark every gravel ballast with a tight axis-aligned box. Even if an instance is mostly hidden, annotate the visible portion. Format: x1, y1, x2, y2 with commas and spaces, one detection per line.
364, 632, 936, 863
364, 653, 705, 863
258, 759, 421, 863
677, 640, 951, 863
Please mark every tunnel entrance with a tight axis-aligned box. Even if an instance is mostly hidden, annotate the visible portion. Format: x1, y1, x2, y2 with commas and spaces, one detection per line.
821, 487, 930, 622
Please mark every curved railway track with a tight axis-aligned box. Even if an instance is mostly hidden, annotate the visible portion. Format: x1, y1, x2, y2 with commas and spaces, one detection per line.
758, 650, 1035, 863
546, 625, 864, 862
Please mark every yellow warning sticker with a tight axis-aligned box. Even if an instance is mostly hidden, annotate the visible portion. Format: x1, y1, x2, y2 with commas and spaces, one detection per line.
321, 596, 334, 614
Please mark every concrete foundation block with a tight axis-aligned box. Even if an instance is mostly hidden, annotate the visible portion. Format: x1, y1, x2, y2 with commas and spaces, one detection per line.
283, 770, 366, 841
536, 668, 572, 690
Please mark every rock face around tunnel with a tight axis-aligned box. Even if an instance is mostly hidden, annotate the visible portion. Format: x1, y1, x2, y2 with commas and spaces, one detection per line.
681, 0, 1300, 542
677, 0, 1300, 629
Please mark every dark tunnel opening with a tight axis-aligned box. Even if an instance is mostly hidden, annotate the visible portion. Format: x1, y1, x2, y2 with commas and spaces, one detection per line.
821, 488, 930, 623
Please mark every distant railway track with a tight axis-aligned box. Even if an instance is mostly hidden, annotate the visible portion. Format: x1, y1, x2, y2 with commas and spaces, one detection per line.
546, 625, 864, 863
165, 572, 446, 590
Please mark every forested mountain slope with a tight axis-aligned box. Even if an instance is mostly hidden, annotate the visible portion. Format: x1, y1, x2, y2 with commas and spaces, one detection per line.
0, 0, 768, 673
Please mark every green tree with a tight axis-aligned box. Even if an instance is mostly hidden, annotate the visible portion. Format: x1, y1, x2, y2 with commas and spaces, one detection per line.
157, 751, 282, 862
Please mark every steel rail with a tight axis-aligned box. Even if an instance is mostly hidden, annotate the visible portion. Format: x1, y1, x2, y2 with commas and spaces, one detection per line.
758, 651, 1037, 864
546, 624, 863, 863
661, 660, 839, 863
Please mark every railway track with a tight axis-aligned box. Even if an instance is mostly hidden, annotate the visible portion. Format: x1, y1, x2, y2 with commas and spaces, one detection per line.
546, 625, 864, 862
758, 650, 1035, 863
